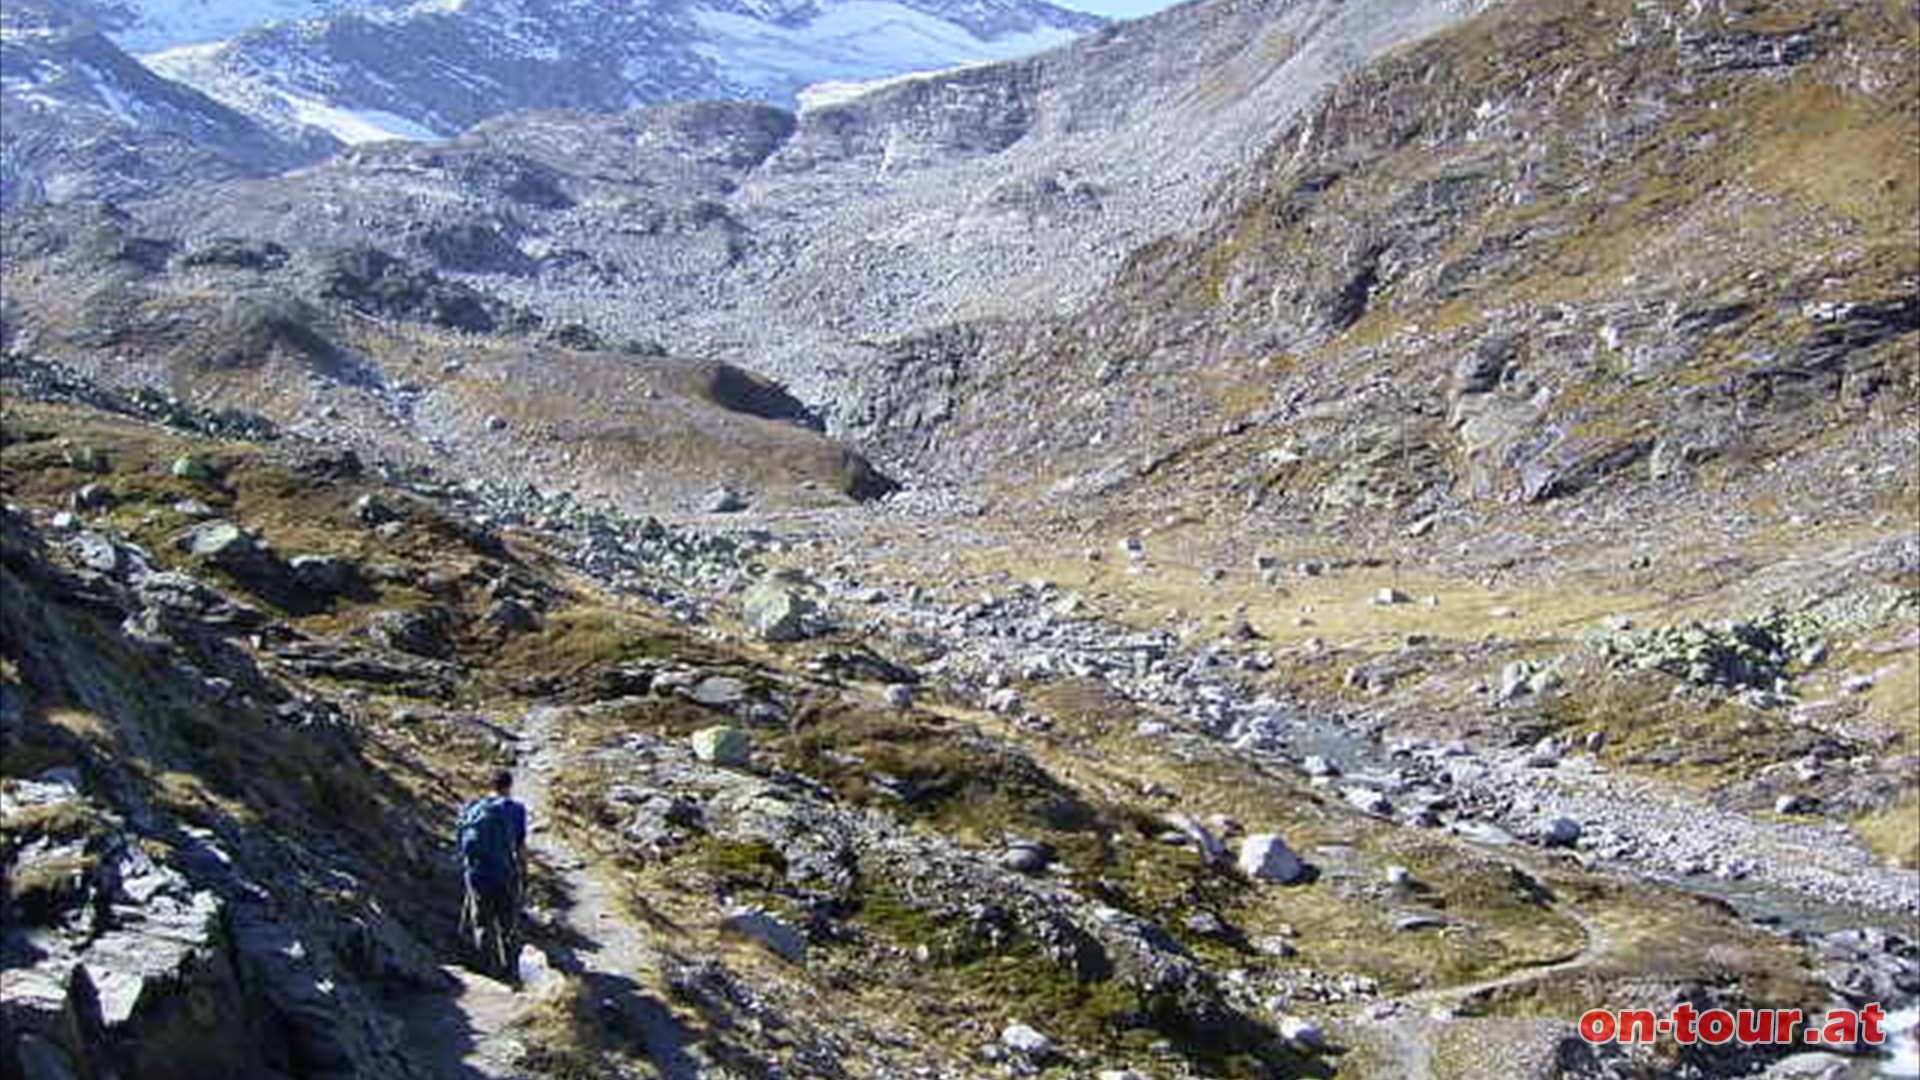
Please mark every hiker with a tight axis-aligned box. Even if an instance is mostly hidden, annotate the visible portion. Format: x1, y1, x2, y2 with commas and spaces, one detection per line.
458, 769, 529, 983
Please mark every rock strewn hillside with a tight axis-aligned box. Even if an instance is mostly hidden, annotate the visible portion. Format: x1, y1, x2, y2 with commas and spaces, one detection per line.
107, 0, 1490, 440
892, 0, 1919, 514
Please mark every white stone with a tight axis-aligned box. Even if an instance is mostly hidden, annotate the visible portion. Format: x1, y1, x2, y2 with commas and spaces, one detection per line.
1278, 1015, 1324, 1047
1237, 834, 1307, 884
690, 726, 751, 767
1001, 1022, 1053, 1058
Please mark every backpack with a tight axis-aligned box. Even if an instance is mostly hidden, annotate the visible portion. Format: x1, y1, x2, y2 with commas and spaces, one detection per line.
457, 796, 516, 885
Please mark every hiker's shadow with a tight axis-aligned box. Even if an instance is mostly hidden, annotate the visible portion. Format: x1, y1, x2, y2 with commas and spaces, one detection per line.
386, 972, 497, 1080
529, 890, 702, 1080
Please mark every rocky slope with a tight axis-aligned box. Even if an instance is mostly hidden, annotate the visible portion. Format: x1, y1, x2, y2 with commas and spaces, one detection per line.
0, 0, 333, 208
0, 201, 894, 512
76, 0, 1489, 427
5, 380, 1911, 1080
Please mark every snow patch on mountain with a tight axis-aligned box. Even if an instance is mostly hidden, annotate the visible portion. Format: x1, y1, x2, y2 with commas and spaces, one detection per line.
694, 1, 1079, 99
796, 62, 986, 111
278, 92, 446, 143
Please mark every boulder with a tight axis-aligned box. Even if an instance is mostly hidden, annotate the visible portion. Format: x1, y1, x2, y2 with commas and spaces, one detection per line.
741, 580, 816, 642
1237, 834, 1308, 884
721, 906, 804, 962
170, 454, 218, 484
350, 494, 400, 526
71, 483, 115, 512
1538, 816, 1582, 847
368, 609, 453, 659
1774, 793, 1818, 816
1001, 1022, 1054, 1059
1183, 911, 1228, 938
704, 487, 749, 513
176, 521, 286, 589
1344, 788, 1393, 816
999, 841, 1053, 875
691, 726, 752, 767
63, 445, 109, 473
687, 676, 748, 709
288, 554, 358, 597
1278, 1014, 1325, 1048
482, 598, 540, 635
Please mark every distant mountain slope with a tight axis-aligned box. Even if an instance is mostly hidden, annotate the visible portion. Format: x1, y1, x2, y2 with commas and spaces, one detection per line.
42, 0, 403, 51
0, 1, 334, 208
113, 0, 1481, 431
140, 0, 1102, 144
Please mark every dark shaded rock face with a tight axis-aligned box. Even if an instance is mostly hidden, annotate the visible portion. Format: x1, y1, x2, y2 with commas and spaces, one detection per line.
317, 246, 519, 333
176, 236, 291, 272
701, 362, 824, 431
419, 223, 535, 276
0, 510, 442, 1080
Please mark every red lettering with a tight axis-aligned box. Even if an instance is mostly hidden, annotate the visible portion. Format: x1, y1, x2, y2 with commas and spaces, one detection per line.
1822, 1011, 1858, 1046
1736, 1010, 1771, 1043
1580, 1010, 1617, 1043
1672, 1002, 1698, 1044
1699, 1009, 1734, 1045
1776, 1009, 1803, 1043
1862, 1003, 1886, 1045
1620, 1009, 1658, 1043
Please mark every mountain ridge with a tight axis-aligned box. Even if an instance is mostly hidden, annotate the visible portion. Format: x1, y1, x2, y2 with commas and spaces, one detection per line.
139, 0, 1104, 145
